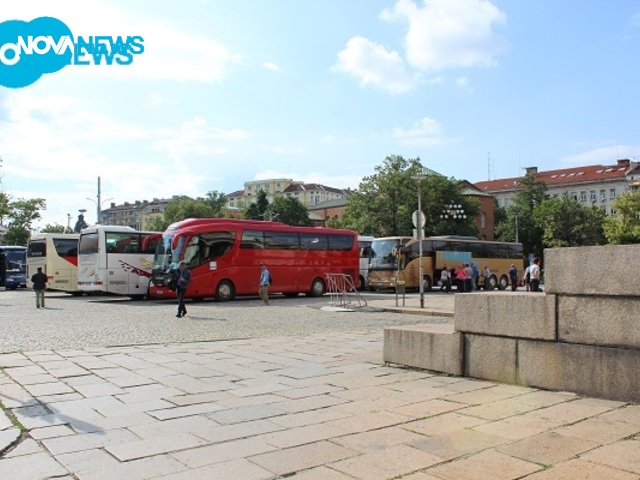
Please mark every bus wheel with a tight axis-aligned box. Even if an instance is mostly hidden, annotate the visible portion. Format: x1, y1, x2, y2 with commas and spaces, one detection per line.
498, 275, 509, 290
215, 280, 235, 302
487, 275, 498, 290
358, 275, 365, 291
422, 276, 432, 292
307, 278, 326, 297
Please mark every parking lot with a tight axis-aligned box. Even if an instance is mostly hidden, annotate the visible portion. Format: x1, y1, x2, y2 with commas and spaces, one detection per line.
0, 288, 451, 353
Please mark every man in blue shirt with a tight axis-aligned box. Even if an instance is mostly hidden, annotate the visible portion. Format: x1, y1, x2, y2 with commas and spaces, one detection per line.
176, 261, 191, 317
259, 262, 270, 306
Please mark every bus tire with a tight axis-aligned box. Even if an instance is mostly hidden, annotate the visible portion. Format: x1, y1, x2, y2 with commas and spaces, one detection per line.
215, 280, 235, 302
487, 275, 498, 290
498, 275, 509, 290
358, 275, 366, 291
422, 275, 432, 292
307, 278, 326, 297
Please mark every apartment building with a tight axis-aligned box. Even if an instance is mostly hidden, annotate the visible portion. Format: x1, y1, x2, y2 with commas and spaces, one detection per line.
474, 159, 640, 215
100, 198, 170, 230
226, 178, 352, 209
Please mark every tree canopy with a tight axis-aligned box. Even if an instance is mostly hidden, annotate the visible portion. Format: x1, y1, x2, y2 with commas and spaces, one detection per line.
335, 155, 478, 237
145, 190, 229, 232
603, 191, 640, 244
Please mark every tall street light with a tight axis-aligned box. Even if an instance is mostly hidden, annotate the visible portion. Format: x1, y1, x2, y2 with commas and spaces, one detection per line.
411, 168, 430, 309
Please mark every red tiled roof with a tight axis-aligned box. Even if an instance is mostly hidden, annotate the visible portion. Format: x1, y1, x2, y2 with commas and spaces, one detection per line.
475, 160, 633, 193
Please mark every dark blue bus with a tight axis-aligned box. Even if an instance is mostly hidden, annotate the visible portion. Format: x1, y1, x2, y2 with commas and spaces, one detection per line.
0, 246, 27, 289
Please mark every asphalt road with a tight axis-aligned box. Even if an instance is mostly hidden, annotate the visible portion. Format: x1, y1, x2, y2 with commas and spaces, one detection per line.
0, 288, 450, 353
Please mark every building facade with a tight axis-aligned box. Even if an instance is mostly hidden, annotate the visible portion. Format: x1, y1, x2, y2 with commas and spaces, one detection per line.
100, 198, 170, 230
474, 159, 640, 215
226, 179, 351, 210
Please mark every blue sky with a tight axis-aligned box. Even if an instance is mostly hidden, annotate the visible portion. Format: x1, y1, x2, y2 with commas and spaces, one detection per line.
1, 0, 640, 228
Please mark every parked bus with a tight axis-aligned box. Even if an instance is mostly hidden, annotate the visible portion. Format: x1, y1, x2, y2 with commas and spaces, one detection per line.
26, 233, 80, 293
78, 226, 161, 298
366, 236, 413, 291
0, 245, 27, 289
368, 235, 523, 291
357, 235, 375, 290
149, 218, 360, 301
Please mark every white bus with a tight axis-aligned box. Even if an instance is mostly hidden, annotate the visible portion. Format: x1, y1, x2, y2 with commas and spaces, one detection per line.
357, 235, 375, 290
26, 233, 80, 293
78, 225, 161, 298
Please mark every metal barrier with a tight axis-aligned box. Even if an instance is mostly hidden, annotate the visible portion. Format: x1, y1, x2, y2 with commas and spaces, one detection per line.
325, 273, 367, 309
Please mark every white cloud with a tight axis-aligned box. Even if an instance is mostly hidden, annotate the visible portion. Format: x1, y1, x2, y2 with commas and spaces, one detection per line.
263, 61, 283, 73
333, 36, 416, 95
392, 117, 452, 146
561, 145, 640, 165
380, 0, 508, 71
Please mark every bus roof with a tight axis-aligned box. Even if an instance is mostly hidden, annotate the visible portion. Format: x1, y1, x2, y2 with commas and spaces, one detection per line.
80, 225, 158, 235
29, 233, 79, 240
165, 218, 358, 236
0, 245, 26, 251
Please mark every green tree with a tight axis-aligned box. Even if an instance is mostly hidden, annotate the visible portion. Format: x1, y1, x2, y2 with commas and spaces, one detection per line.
268, 197, 312, 226
147, 194, 228, 232
533, 197, 606, 248
41, 224, 74, 234
339, 155, 478, 237
244, 190, 270, 220
4, 198, 47, 245
603, 191, 640, 244
495, 173, 548, 258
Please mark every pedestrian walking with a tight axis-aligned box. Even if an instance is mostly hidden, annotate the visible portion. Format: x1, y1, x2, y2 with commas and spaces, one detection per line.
470, 262, 479, 291
259, 262, 271, 305
439, 266, 451, 293
175, 261, 191, 317
31, 267, 48, 308
508, 264, 518, 291
530, 257, 542, 292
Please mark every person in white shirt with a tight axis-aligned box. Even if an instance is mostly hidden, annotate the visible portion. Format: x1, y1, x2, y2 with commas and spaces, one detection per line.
529, 257, 542, 292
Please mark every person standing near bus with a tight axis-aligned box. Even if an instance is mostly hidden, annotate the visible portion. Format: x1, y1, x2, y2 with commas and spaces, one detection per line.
259, 262, 270, 305
508, 264, 518, 291
176, 261, 191, 317
31, 267, 48, 308
529, 257, 542, 292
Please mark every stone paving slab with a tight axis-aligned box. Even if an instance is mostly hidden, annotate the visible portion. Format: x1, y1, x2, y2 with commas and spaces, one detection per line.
1, 291, 640, 478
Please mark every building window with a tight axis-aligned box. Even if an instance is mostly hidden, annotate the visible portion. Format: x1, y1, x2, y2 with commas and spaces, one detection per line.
590, 190, 596, 202
610, 188, 616, 199
600, 190, 606, 201
481, 212, 486, 229
580, 191, 586, 202
570, 192, 578, 201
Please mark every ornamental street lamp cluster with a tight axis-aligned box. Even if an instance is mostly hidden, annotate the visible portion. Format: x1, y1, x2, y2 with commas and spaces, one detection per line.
440, 204, 467, 220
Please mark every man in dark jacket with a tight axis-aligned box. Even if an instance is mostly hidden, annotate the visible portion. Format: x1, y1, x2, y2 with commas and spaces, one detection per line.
31, 267, 48, 308
175, 261, 191, 318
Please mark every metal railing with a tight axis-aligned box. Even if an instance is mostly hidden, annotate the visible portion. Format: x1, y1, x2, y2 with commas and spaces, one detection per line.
325, 273, 367, 309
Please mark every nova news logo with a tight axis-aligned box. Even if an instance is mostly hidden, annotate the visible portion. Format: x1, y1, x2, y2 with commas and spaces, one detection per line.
0, 16, 144, 88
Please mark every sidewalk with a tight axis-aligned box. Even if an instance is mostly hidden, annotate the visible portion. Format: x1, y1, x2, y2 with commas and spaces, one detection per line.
2, 326, 640, 479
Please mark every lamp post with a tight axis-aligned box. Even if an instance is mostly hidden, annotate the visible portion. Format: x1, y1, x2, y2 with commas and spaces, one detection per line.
411, 168, 430, 309
86, 196, 113, 224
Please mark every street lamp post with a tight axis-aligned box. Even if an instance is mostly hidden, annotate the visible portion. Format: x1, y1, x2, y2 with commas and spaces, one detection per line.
411, 168, 430, 309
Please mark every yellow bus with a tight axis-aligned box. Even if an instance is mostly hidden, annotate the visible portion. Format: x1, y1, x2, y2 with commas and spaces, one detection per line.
366, 236, 413, 291
368, 235, 524, 292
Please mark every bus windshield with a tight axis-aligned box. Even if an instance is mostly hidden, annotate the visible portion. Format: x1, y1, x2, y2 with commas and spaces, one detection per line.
5, 249, 26, 272
153, 234, 183, 271
369, 238, 409, 270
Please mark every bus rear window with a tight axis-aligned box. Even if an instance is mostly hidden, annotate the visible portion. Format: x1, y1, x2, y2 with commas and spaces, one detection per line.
28, 239, 46, 257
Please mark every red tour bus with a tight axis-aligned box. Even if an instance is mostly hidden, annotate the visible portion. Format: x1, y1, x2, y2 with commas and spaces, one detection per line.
148, 218, 360, 301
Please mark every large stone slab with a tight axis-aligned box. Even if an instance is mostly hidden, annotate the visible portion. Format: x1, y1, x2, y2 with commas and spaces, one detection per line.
383, 324, 463, 375
518, 340, 640, 403
464, 334, 517, 384
544, 244, 640, 296
558, 295, 640, 349
454, 292, 556, 341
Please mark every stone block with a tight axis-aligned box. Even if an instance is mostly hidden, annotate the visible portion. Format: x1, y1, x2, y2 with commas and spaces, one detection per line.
383, 325, 463, 375
544, 244, 640, 296
518, 340, 640, 403
454, 292, 556, 341
464, 334, 517, 384
558, 295, 640, 349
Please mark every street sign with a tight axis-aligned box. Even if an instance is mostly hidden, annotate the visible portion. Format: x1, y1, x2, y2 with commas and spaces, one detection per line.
412, 210, 426, 229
